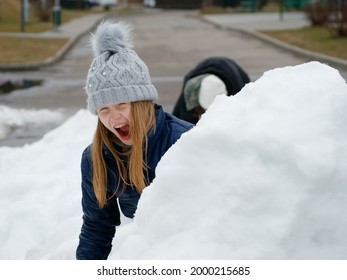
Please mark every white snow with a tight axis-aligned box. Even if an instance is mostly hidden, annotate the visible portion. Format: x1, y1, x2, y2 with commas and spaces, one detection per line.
0, 106, 64, 140
0, 61, 346, 260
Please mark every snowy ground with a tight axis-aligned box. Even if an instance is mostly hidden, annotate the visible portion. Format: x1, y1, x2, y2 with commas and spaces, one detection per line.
0, 61, 346, 260
0, 106, 64, 142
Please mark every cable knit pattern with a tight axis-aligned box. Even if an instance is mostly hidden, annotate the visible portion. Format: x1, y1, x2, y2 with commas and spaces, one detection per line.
85, 21, 158, 115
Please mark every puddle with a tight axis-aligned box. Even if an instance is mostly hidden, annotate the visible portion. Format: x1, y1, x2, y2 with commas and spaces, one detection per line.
0, 78, 44, 94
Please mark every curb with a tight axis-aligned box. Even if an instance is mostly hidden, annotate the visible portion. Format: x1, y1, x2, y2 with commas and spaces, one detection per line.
0, 18, 103, 72
202, 17, 347, 72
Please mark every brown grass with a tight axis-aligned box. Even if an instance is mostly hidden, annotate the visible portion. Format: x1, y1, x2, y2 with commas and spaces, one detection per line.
0, 0, 94, 64
0, 37, 68, 64
262, 26, 347, 61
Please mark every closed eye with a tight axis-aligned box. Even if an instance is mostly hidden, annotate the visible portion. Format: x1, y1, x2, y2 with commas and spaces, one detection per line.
98, 107, 109, 113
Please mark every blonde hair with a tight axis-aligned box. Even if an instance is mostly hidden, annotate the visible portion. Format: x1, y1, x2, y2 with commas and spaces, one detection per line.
91, 101, 156, 208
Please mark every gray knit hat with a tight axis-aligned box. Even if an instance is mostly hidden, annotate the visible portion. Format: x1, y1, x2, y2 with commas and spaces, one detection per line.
85, 20, 158, 115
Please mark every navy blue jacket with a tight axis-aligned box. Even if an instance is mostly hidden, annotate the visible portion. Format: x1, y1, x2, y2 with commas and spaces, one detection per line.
76, 105, 193, 260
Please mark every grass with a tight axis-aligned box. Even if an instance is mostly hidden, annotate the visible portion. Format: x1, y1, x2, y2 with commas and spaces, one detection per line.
0, 7, 102, 64
0, 37, 68, 64
0, 2, 143, 65
202, 3, 347, 62
262, 26, 347, 61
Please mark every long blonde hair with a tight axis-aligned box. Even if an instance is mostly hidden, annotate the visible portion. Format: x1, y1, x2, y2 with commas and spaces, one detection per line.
91, 101, 156, 208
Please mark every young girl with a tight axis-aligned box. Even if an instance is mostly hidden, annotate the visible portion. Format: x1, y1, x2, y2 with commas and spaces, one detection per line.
76, 20, 193, 260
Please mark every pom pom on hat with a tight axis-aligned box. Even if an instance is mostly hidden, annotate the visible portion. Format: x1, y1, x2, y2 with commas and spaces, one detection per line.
90, 20, 133, 57
85, 20, 158, 115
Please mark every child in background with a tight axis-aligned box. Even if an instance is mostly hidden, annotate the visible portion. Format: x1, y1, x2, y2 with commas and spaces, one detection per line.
173, 56, 250, 124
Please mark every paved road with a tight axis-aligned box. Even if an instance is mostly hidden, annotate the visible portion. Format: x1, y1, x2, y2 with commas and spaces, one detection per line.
1, 9, 346, 146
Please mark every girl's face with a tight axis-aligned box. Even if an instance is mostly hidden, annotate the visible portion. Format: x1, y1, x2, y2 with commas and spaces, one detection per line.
97, 103, 133, 146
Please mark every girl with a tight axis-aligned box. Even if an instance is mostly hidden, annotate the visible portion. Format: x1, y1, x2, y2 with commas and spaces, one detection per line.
76, 20, 193, 259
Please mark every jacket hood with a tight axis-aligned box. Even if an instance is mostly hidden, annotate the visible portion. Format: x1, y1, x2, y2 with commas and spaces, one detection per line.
183, 56, 250, 96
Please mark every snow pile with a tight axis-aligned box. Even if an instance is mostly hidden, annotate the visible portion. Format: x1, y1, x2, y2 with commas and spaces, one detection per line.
0, 106, 64, 139
110, 61, 347, 259
0, 61, 346, 260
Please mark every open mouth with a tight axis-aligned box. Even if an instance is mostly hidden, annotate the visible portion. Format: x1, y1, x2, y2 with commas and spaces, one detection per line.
114, 124, 130, 140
